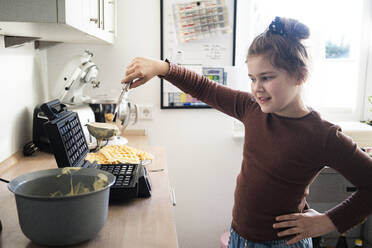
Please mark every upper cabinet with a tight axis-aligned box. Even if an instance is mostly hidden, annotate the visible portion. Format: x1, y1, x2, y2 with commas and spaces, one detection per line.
0, 0, 117, 45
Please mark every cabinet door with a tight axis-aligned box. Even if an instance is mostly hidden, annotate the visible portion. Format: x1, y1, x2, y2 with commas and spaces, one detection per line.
72, 0, 115, 43
63, 0, 84, 28
87, 0, 100, 30
103, 0, 116, 35
0, 0, 57, 23
99, 0, 104, 29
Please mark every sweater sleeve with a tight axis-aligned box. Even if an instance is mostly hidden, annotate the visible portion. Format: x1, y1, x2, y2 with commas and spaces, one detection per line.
162, 62, 255, 122
323, 126, 372, 233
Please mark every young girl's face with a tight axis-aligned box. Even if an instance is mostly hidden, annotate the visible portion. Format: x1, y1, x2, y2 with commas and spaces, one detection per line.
247, 55, 307, 118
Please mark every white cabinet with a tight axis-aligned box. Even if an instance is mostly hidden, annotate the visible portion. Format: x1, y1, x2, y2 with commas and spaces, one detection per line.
0, 0, 117, 45
103, 0, 116, 35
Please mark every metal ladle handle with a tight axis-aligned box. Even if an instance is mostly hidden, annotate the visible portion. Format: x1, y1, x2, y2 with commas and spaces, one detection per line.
115, 81, 133, 127
122, 80, 132, 92
117, 81, 132, 105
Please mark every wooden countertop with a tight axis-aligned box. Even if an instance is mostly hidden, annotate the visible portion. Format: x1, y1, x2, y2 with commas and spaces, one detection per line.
0, 133, 178, 248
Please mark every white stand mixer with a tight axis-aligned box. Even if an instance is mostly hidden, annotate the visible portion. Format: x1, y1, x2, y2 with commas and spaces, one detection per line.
58, 50, 138, 150
59, 50, 100, 105
55, 50, 102, 149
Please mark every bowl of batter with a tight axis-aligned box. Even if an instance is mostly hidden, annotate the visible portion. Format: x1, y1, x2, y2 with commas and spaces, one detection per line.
8, 167, 115, 246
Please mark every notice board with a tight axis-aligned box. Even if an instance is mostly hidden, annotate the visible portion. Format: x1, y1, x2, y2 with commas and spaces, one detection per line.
160, 0, 237, 109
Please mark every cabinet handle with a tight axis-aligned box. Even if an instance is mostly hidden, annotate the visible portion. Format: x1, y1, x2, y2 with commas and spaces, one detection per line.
108, 1, 114, 4
109, 30, 115, 33
170, 188, 176, 206
89, 18, 98, 23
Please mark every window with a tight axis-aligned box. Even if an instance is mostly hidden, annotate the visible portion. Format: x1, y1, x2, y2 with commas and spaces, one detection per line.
235, 0, 371, 120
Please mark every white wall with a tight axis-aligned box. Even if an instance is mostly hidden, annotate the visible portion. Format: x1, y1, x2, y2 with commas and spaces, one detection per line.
46, 1, 243, 247
0, 37, 48, 162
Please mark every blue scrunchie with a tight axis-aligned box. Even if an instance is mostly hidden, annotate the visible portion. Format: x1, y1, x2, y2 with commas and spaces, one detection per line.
269, 17, 286, 36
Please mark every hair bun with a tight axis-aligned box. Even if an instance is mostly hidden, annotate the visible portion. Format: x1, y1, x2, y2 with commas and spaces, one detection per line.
282, 17, 310, 41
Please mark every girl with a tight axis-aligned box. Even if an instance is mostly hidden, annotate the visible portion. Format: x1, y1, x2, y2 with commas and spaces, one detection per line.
121, 17, 372, 248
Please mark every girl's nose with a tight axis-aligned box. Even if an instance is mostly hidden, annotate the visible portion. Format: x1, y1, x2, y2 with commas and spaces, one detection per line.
253, 81, 264, 92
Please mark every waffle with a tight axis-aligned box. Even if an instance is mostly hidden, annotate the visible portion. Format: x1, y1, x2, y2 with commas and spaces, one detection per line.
85, 152, 110, 164
136, 150, 154, 161
85, 145, 154, 164
100, 145, 140, 164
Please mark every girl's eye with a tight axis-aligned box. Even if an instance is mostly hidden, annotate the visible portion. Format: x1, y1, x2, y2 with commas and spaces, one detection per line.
250, 78, 256, 83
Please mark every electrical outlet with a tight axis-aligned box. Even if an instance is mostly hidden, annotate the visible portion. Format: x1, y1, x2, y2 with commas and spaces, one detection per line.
137, 104, 153, 120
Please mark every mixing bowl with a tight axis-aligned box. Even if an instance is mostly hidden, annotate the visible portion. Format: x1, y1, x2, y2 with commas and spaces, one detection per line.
85, 98, 117, 123
8, 167, 115, 246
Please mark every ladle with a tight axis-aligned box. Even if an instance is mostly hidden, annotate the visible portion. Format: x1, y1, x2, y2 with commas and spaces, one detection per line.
112, 81, 138, 145
115, 81, 133, 128
86, 122, 119, 151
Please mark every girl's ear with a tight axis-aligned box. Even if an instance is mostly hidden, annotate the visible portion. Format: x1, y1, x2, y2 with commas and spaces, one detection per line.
296, 68, 308, 85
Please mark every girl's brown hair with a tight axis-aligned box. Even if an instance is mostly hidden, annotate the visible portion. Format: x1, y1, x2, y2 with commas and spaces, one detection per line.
248, 17, 310, 83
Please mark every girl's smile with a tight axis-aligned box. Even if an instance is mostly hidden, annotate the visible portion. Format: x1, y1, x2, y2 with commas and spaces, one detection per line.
257, 96, 271, 104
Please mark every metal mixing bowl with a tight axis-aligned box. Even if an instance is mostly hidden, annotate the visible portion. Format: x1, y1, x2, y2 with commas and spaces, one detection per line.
8, 168, 115, 246
85, 98, 117, 123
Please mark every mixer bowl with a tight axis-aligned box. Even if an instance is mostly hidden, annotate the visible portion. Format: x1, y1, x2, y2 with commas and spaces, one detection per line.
85, 98, 117, 123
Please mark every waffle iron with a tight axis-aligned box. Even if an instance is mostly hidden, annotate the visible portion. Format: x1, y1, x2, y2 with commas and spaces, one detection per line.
40, 99, 151, 201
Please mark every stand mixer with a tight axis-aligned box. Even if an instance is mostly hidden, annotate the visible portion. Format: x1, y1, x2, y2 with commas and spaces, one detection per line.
56, 50, 101, 150
58, 50, 137, 150
53, 50, 138, 151
59, 50, 100, 105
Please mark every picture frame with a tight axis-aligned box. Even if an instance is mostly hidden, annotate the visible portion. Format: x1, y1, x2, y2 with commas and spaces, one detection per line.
160, 0, 237, 109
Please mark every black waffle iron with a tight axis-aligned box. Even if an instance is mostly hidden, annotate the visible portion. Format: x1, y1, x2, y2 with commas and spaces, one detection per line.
40, 99, 151, 201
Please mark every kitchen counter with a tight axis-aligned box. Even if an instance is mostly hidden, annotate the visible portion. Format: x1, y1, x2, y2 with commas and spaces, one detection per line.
0, 131, 178, 248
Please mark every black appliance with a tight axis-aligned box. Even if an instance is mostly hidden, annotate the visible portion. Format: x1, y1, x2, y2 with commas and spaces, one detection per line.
30, 103, 95, 154
40, 99, 151, 201
32, 105, 53, 153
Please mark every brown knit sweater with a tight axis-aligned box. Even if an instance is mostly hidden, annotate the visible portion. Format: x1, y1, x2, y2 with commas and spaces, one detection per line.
162, 62, 372, 241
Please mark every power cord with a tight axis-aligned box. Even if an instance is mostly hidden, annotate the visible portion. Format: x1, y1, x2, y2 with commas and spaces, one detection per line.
0, 178, 9, 183
23, 141, 39, 156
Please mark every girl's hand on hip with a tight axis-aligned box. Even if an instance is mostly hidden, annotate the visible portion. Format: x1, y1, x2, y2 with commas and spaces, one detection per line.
121, 57, 170, 89
273, 209, 337, 245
